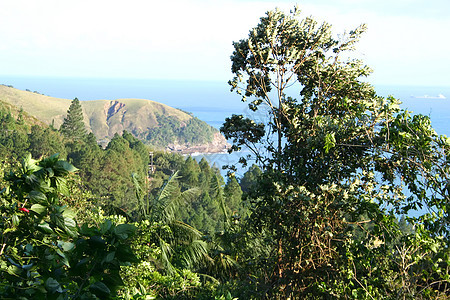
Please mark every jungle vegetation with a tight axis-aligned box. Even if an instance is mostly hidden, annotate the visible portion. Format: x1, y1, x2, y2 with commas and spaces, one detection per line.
1, 6, 449, 299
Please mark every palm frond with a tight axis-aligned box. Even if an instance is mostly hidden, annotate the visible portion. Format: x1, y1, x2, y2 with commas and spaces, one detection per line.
213, 251, 239, 279
180, 239, 211, 269
180, 187, 201, 202
170, 220, 203, 243
131, 172, 147, 220
210, 174, 230, 228
157, 171, 180, 201
159, 238, 176, 275
154, 174, 201, 224
150, 171, 181, 223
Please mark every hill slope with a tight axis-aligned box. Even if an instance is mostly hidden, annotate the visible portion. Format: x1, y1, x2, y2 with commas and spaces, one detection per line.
0, 85, 228, 153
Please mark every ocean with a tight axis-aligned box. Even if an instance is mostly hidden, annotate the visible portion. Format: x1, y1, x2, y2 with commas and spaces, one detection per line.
1, 76, 449, 177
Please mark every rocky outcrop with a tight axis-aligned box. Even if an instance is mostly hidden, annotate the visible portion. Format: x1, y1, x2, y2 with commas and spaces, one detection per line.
167, 132, 230, 154
0, 85, 230, 154
105, 100, 126, 121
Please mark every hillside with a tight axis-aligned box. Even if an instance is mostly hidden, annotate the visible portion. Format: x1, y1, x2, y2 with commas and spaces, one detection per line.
0, 84, 228, 153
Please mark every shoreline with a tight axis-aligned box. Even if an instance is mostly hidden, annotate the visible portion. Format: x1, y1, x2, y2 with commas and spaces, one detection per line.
165, 132, 230, 155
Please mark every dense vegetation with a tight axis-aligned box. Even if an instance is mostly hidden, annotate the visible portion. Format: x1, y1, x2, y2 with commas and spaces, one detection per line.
0, 84, 219, 151
0, 98, 248, 298
142, 113, 217, 148
1, 6, 450, 299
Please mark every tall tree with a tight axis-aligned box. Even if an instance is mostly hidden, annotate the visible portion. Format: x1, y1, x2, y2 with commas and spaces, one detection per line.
60, 97, 86, 140
221, 7, 450, 299
223, 175, 243, 216
239, 164, 262, 194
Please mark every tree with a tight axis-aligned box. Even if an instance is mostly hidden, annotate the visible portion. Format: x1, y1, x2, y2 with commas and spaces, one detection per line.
60, 98, 87, 140
221, 7, 450, 298
223, 175, 243, 216
131, 171, 207, 274
28, 125, 66, 159
239, 164, 262, 194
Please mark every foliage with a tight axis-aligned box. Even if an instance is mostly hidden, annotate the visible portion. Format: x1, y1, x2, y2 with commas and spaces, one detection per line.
0, 85, 219, 151
29, 125, 67, 159
119, 220, 206, 299
132, 171, 209, 272
221, 6, 450, 299
144, 113, 217, 149
238, 164, 262, 194
0, 154, 137, 299
0, 102, 31, 161
60, 98, 87, 141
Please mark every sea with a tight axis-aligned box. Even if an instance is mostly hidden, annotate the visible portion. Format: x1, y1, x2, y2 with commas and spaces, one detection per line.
1, 76, 450, 178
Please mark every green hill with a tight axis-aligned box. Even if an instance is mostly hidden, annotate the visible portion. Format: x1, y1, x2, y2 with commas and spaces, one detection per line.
0, 84, 228, 153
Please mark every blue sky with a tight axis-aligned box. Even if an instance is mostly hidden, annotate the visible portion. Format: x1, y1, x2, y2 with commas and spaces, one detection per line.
1, 0, 449, 86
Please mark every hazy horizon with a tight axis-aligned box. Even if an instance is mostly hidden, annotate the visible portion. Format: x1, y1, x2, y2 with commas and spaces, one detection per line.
1, 0, 449, 87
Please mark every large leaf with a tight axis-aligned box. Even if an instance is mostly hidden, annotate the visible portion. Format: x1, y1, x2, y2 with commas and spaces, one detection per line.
50, 212, 65, 230
58, 241, 75, 252
11, 214, 20, 227
113, 223, 136, 240
62, 207, 76, 219
22, 153, 41, 174
63, 217, 78, 238
54, 176, 69, 196
180, 239, 209, 268
30, 203, 46, 215
102, 251, 115, 264
45, 277, 63, 294
89, 281, 111, 298
53, 160, 78, 175
100, 219, 112, 234
29, 190, 47, 204
116, 244, 139, 263
38, 221, 53, 234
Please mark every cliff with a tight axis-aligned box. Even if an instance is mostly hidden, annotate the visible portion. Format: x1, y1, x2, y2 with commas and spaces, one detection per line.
0, 85, 229, 154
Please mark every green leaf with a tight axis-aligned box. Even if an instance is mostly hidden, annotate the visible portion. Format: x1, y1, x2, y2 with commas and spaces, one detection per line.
103, 251, 115, 264
7, 265, 22, 276
324, 132, 336, 153
54, 176, 69, 196
22, 263, 34, 270
100, 219, 112, 234
29, 190, 47, 204
54, 160, 78, 175
430, 242, 440, 253
55, 249, 70, 267
113, 223, 135, 240
30, 203, 46, 215
11, 214, 20, 227
116, 245, 139, 263
25, 244, 33, 254
45, 277, 63, 293
89, 281, 111, 298
64, 217, 78, 237
45, 167, 54, 178
79, 223, 99, 236
62, 207, 76, 219
38, 221, 53, 234
89, 236, 106, 247
102, 272, 125, 291
58, 241, 75, 252
51, 212, 65, 230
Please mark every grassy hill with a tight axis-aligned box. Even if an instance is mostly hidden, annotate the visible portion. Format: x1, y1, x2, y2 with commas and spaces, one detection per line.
0, 84, 228, 152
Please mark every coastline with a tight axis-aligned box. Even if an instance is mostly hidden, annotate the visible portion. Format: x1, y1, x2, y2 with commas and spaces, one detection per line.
166, 132, 230, 155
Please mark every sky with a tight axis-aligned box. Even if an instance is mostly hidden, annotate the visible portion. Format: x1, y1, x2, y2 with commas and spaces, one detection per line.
1, 0, 449, 86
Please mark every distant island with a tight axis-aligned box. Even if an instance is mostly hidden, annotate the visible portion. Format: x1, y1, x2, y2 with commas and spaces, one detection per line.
411, 93, 447, 100
0, 84, 229, 154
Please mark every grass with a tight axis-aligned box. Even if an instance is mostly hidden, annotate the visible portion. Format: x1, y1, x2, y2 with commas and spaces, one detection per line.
0, 85, 193, 141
